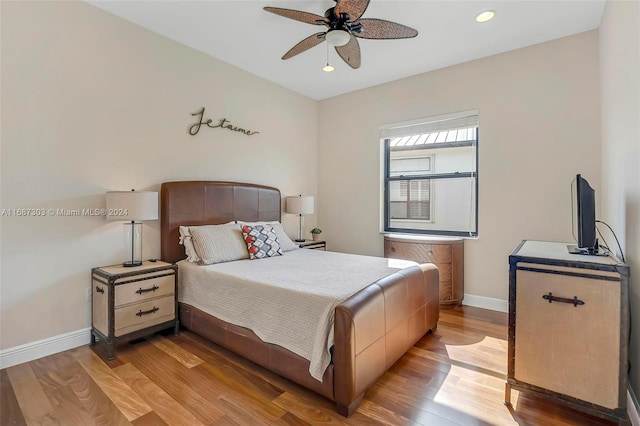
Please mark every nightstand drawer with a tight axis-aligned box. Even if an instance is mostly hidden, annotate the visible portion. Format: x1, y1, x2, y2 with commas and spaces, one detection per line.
299, 240, 326, 250
115, 275, 174, 307
384, 240, 452, 263
114, 295, 175, 337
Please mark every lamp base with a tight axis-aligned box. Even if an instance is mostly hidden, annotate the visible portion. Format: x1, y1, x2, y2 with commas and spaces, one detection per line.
123, 221, 143, 268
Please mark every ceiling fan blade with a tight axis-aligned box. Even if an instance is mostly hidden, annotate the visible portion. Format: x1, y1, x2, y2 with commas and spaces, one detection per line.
264, 7, 328, 25
356, 18, 418, 39
282, 32, 326, 60
335, 35, 361, 69
334, 0, 370, 22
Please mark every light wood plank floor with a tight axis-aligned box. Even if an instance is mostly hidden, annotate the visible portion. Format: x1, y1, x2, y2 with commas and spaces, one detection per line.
1, 307, 616, 425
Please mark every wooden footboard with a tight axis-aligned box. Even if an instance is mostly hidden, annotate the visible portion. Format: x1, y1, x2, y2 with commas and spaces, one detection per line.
179, 263, 439, 417
333, 264, 439, 416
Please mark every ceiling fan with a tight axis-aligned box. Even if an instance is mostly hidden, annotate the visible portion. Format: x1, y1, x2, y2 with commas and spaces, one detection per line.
264, 0, 418, 69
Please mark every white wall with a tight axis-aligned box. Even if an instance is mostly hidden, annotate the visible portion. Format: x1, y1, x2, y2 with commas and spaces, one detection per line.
0, 1, 318, 350
599, 0, 640, 400
318, 31, 601, 301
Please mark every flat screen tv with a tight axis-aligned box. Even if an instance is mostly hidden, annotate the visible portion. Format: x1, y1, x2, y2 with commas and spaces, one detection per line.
568, 174, 600, 255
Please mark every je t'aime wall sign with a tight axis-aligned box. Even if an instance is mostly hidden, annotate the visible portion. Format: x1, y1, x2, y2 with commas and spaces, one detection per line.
189, 107, 260, 137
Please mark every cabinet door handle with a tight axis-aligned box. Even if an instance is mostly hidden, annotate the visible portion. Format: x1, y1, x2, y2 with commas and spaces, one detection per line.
542, 292, 585, 307
136, 306, 159, 317
96, 286, 104, 294
136, 285, 159, 295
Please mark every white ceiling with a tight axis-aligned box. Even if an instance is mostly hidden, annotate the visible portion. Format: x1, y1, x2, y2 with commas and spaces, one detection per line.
87, 0, 606, 100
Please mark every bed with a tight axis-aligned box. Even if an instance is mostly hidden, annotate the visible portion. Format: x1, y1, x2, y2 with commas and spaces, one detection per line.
160, 180, 440, 416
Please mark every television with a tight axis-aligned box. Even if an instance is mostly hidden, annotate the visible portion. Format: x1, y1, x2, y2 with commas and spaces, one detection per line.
568, 174, 600, 255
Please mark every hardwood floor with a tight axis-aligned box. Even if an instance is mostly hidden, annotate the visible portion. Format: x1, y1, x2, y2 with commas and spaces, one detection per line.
1, 307, 617, 425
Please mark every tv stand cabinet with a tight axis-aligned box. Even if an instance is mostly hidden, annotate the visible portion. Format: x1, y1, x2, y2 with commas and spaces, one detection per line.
505, 240, 629, 424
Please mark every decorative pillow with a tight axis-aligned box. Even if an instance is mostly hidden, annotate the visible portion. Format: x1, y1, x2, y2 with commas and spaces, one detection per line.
188, 222, 249, 265
178, 226, 201, 263
241, 225, 283, 260
237, 221, 298, 252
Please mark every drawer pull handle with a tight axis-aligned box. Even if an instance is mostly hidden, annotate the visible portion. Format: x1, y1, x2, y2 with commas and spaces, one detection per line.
136, 306, 159, 317
136, 285, 159, 295
542, 292, 585, 307
95, 286, 104, 294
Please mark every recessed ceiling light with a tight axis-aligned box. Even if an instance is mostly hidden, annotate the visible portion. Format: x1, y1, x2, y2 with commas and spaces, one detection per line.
476, 10, 496, 23
323, 64, 335, 73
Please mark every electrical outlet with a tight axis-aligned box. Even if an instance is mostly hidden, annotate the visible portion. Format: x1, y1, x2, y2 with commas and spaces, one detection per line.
86, 287, 92, 302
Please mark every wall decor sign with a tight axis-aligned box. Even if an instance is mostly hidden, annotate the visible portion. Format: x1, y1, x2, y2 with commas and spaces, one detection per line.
189, 107, 260, 136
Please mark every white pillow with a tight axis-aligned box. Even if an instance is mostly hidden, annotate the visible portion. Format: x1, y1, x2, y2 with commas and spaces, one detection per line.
186, 222, 249, 265
237, 221, 298, 252
178, 226, 200, 263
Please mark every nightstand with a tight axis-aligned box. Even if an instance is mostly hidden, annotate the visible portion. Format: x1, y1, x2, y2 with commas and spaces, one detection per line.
91, 260, 178, 360
298, 240, 326, 250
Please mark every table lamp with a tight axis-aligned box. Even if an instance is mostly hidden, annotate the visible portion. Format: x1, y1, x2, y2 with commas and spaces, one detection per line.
285, 195, 314, 242
106, 190, 158, 267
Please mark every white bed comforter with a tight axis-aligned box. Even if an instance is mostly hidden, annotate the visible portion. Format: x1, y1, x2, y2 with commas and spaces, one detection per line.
178, 249, 417, 381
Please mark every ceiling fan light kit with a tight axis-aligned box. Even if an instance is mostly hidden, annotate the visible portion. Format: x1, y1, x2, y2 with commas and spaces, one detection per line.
264, 0, 418, 70
326, 29, 350, 47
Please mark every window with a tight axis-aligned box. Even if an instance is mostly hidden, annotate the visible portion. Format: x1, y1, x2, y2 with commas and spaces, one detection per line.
381, 111, 478, 237
389, 157, 433, 220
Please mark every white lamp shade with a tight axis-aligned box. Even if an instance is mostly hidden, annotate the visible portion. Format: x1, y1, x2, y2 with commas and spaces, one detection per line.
106, 191, 158, 221
286, 196, 314, 215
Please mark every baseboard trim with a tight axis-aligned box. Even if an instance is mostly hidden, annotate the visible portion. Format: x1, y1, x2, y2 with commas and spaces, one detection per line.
0, 327, 91, 369
629, 385, 640, 426
462, 293, 508, 313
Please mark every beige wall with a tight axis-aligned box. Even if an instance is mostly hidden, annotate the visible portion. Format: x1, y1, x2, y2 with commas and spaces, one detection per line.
599, 0, 640, 399
0, 1, 318, 350
318, 31, 601, 301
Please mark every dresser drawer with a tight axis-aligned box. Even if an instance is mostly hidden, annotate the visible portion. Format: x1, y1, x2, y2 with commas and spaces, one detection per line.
384, 236, 463, 308
114, 295, 175, 337
115, 274, 174, 307
384, 240, 451, 263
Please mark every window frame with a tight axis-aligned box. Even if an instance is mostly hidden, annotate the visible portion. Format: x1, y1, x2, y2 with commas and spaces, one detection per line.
383, 130, 479, 238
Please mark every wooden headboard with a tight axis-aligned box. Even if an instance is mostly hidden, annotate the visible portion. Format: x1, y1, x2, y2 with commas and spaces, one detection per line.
160, 181, 281, 264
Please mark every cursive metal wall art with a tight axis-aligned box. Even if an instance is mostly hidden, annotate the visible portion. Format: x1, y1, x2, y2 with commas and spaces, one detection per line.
189, 107, 260, 137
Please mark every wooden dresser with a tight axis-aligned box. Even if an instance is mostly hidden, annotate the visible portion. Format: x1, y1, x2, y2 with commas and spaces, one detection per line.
384, 235, 464, 308
505, 240, 629, 424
